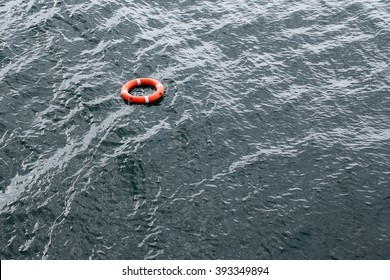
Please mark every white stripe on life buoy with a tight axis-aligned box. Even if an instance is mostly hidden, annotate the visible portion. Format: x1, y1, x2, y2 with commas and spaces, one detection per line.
137, 79, 141, 85
145, 96, 149, 103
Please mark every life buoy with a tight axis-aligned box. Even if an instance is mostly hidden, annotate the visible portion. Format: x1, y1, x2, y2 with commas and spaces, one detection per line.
120, 78, 164, 104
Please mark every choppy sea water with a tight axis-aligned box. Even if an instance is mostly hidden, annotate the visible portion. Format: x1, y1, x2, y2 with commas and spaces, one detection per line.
0, 0, 389, 260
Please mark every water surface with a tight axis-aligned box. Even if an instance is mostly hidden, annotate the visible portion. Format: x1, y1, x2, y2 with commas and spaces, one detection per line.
0, 0, 389, 259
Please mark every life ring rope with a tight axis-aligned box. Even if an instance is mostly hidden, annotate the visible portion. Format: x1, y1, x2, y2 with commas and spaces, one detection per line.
120, 78, 164, 104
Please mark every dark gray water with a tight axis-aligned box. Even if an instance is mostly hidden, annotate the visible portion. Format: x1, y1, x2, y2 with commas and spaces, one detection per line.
1, 0, 389, 260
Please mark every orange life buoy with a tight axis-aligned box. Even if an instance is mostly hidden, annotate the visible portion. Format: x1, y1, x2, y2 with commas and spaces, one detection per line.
120, 78, 164, 104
